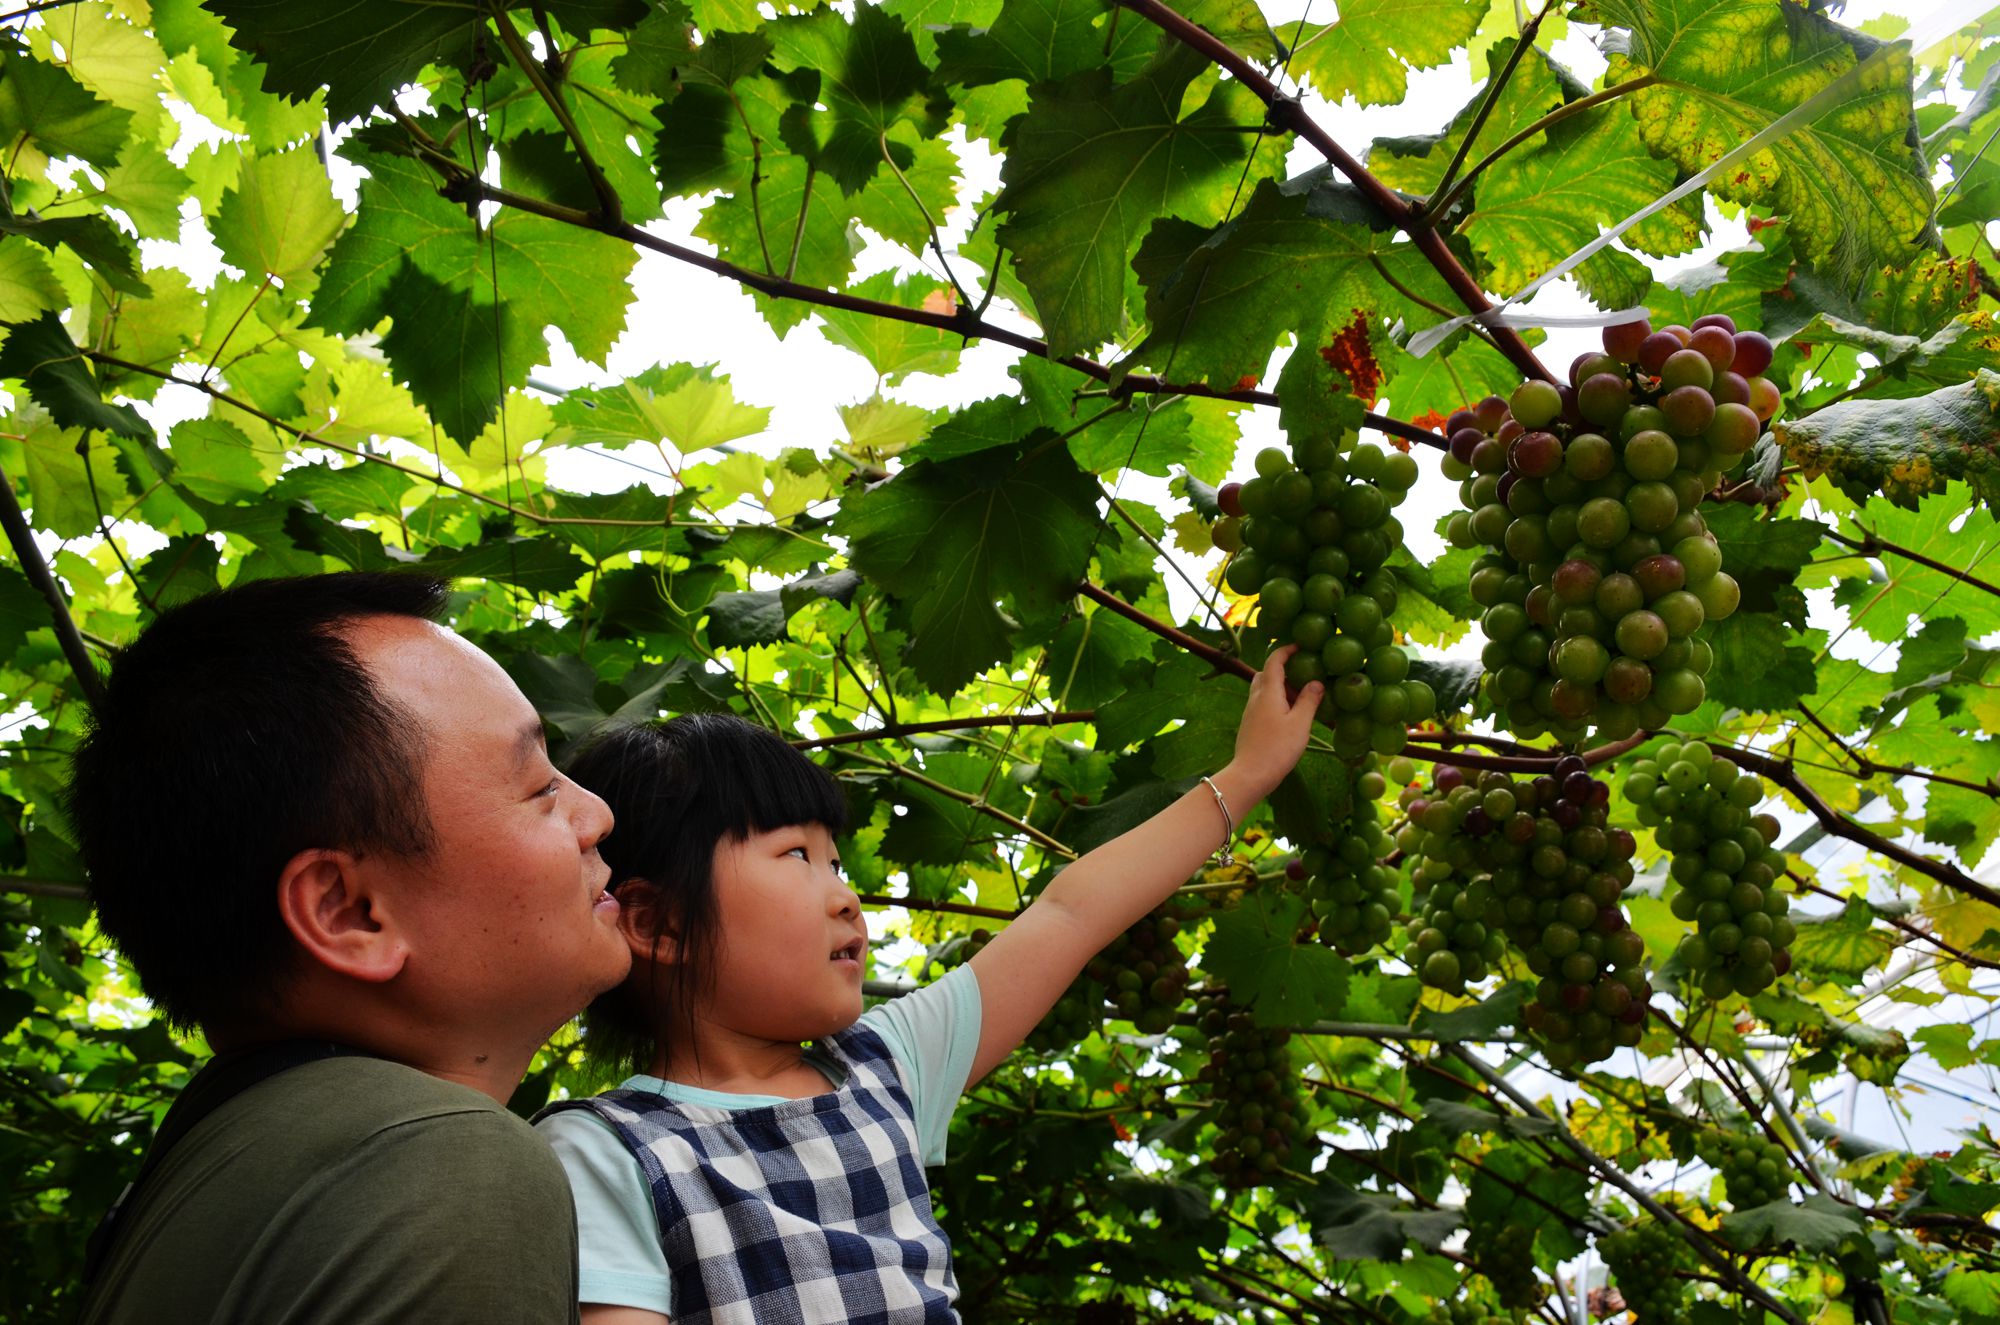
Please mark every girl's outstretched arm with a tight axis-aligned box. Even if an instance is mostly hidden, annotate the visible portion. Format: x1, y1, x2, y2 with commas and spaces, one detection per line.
964, 647, 1322, 1082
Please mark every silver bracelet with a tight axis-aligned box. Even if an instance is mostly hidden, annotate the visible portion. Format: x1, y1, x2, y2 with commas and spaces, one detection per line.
1200, 775, 1235, 866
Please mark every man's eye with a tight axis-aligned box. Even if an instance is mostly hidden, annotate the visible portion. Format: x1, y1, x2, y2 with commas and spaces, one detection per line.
541, 778, 562, 798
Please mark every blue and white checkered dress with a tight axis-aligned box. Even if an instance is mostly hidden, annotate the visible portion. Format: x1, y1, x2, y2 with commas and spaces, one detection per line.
545, 1022, 960, 1324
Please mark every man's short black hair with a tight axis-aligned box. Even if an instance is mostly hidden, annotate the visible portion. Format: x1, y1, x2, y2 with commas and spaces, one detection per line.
67, 572, 450, 1033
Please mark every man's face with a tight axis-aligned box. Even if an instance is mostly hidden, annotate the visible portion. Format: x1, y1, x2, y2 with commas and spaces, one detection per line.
348, 617, 629, 1040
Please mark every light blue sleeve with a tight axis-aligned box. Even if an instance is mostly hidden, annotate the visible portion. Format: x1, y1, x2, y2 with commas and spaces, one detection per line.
860, 963, 984, 1166
536, 1107, 674, 1314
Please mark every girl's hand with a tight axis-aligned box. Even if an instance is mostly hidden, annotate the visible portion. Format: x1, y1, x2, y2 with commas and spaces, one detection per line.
1221, 646, 1322, 804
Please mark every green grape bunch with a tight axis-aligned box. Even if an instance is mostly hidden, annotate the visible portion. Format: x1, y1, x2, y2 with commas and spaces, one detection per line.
1467, 1221, 1543, 1310
1697, 1127, 1793, 1209
1083, 903, 1194, 1036
1194, 988, 1308, 1188
1600, 1219, 1693, 1324
1442, 314, 1776, 744
954, 927, 1100, 1051
1212, 437, 1434, 760
1427, 1299, 1514, 1325
1291, 762, 1401, 956
1622, 742, 1795, 1000
1397, 754, 1651, 1068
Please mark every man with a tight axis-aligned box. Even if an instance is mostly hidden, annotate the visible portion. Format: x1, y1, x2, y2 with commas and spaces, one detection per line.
68, 572, 632, 1323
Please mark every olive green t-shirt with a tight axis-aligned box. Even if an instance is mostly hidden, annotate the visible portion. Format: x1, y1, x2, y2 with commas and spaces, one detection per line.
79, 1055, 582, 1325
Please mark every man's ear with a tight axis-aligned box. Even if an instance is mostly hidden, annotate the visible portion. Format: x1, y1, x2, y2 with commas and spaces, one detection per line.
275, 848, 409, 985
614, 879, 682, 965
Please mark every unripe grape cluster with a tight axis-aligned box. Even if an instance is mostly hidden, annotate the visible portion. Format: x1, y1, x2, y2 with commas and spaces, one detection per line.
958, 928, 1101, 1051
1083, 904, 1194, 1036
1212, 437, 1435, 759
1444, 313, 1774, 743
1697, 1127, 1792, 1209
1622, 742, 1794, 1000
1195, 988, 1308, 1187
1600, 1220, 1692, 1324
1396, 755, 1650, 1068
1468, 1221, 1542, 1309
1428, 1300, 1513, 1325
1291, 764, 1400, 956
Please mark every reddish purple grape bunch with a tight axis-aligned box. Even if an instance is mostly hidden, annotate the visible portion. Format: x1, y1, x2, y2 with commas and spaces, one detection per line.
1442, 314, 1774, 746
1402, 754, 1651, 1069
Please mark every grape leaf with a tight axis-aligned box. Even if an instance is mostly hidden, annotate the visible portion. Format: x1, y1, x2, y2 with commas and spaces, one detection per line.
1943, 1271, 2000, 1323
1203, 891, 1349, 1026
695, 156, 859, 335
1285, 0, 1483, 109
1784, 374, 2000, 520
0, 49, 132, 171
816, 272, 965, 384
0, 312, 149, 441
492, 44, 666, 223
1701, 609, 1816, 713
212, 146, 346, 283
1596, 0, 1933, 277
1827, 492, 2000, 645
1461, 100, 1695, 308
317, 153, 636, 362
550, 363, 769, 453
837, 441, 1101, 693
994, 51, 1263, 358
706, 567, 861, 646
24, 4, 165, 122
100, 148, 197, 241
1307, 1184, 1461, 1261
0, 565, 48, 664
1789, 899, 1896, 982
0, 242, 66, 323
0, 212, 150, 297
1129, 175, 1413, 388
767, 3, 938, 195
1370, 39, 1581, 198
1718, 1193, 1865, 1251
935, 0, 1147, 89
1095, 649, 1244, 777
1413, 981, 1525, 1039
205, 0, 481, 123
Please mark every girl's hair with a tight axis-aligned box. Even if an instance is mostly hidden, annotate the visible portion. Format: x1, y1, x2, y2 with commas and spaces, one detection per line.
564, 713, 848, 1077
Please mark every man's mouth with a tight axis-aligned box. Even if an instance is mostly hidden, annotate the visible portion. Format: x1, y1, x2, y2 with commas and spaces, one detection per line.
593, 888, 620, 918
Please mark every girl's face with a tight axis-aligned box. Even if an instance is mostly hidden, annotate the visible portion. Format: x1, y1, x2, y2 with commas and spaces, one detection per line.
700, 821, 867, 1044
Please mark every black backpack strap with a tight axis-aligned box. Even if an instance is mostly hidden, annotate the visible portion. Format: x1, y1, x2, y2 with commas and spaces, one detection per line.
83, 1039, 365, 1286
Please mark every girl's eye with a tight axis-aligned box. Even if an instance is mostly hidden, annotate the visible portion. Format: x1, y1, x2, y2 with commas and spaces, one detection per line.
786, 846, 809, 860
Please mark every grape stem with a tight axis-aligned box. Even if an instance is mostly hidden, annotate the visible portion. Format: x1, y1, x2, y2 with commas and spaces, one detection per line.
1794, 703, 2000, 799
1701, 740, 2000, 911
1426, 75, 1662, 223
0, 458, 105, 710
1105, 0, 1554, 385
425, 166, 1442, 447
794, 711, 1096, 750
1420, 0, 1560, 218
1787, 870, 2000, 972
1652, 1007, 1828, 1195
1734, 1048, 1835, 1197
1442, 1042, 1810, 1325
1821, 526, 2000, 602
855, 892, 1021, 920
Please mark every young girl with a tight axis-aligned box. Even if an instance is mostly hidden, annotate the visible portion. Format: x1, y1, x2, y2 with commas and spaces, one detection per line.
537, 648, 1320, 1323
